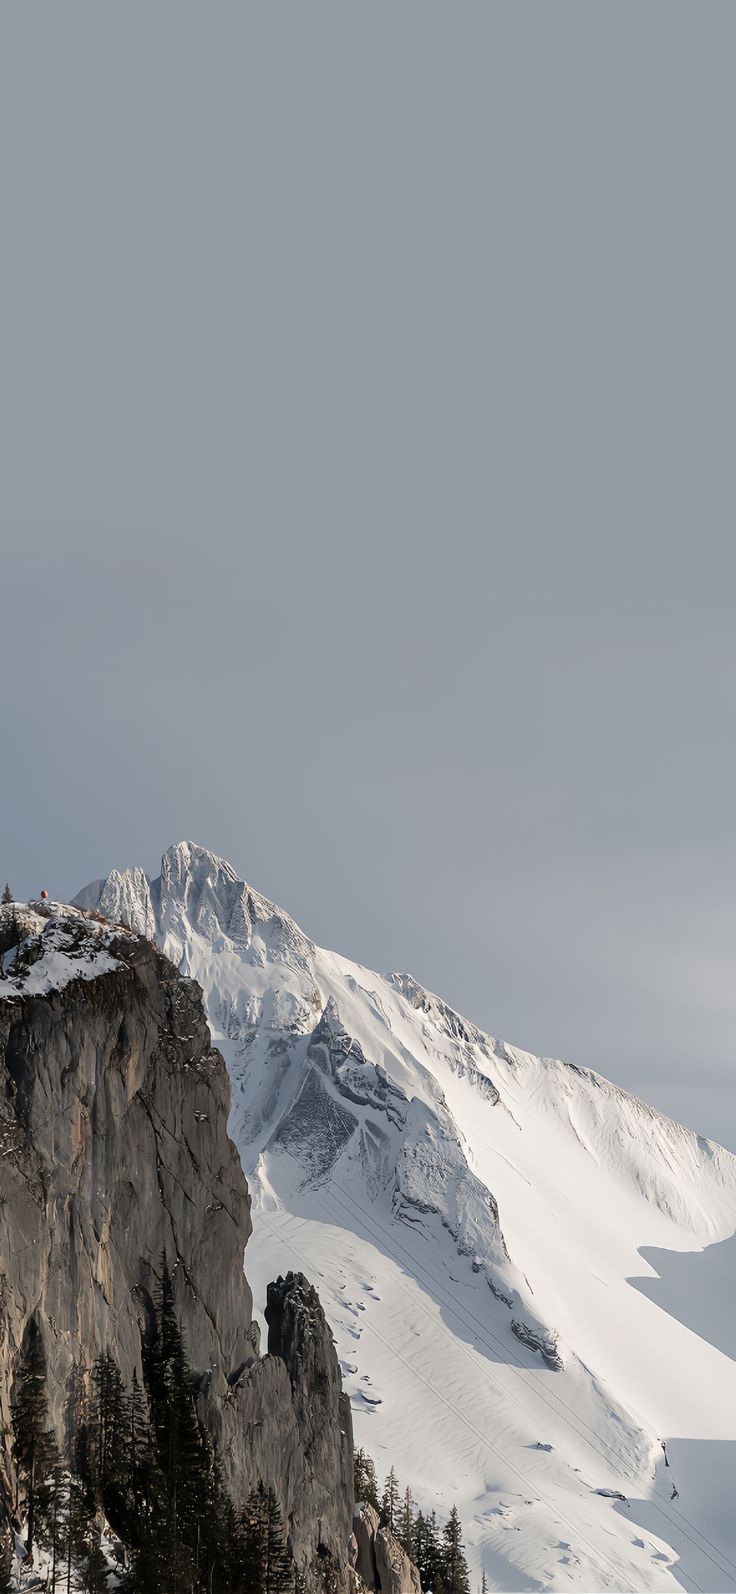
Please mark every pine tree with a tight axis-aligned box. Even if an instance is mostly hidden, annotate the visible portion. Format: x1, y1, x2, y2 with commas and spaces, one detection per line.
65, 1472, 93, 1594
88, 1352, 130, 1518
265, 1488, 294, 1594
125, 1526, 183, 1594
127, 1369, 158, 1547
241, 1481, 269, 1594
380, 1467, 400, 1532
1, 885, 12, 906
198, 1433, 235, 1594
397, 1487, 414, 1554
143, 1256, 208, 1567
11, 1317, 57, 1555
353, 1448, 379, 1511
410, 1510, 426, 1581
35, 1459, 66, 1587
219, 1494, 242, 1594
139, 1254, 236, 1592
441, 1506, 470, 1594
420, 1511, 444, 1594
480, 1573, 488, 1594
235, 1480, 294, 1594
37, 1464, 95, 1594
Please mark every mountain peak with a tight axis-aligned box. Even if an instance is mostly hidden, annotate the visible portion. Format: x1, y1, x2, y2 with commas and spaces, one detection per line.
75, 841, 316, 999
161, 839, 240, 890
71, 840, 736, 1592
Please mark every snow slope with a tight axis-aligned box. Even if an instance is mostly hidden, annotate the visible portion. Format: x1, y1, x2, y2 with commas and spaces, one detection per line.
74, 844, 736, 1594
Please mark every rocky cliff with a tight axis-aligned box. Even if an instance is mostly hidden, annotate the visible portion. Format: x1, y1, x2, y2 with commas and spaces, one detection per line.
0, 902, 353, 1586
352, 1505, 421, 1594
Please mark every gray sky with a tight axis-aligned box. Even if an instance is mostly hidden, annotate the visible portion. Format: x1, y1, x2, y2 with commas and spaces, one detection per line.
3, 5, 736, 1149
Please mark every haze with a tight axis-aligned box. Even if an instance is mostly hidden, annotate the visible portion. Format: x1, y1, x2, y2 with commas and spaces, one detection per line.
2, 5, 735, 1149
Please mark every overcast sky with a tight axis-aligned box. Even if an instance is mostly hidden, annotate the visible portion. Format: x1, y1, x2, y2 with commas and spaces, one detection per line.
2, 5, 735, 1150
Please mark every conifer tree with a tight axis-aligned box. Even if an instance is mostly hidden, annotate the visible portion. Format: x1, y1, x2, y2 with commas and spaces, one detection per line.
410, 1510, 427, 1581
38, 1465, 95, 1594
220, 1493, 242, 1594
127, 1368, 158, 1546
380, 1467, 400, 1532
197, 1433, 234, 1594
36, 1458, 66, 1589
397, 1487, 414, 1554
420, 1511, 445, 1594
59, 1364, 111, 1592
235, 1481, 294, 1594
88, 1352, 130, 1518
1, 885, 12, 906
480, 1573, 488, 1594
353, 1449, 379, 1511
241, 1481, 269, 1594
125, 1522, 183, 1594
266, 1488, 294, 1594
67, 1473, 95, 1594
143, 1255, 209, 1569
11, 1317, 57, 1555
137, 1255, 239, 1592
441, 1505, 470, 1594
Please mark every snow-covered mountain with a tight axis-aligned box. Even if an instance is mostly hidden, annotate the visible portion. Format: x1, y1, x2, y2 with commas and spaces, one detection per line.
75, 843, 736, 1594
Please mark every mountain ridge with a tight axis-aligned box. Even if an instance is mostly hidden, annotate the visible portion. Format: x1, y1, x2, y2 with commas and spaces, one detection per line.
74, 842, 736, 1593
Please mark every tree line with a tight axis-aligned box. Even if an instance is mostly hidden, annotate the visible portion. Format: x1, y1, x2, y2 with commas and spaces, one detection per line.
3, 1268, 476, 1593
354, 1449, 471, 1594
2, 1260, 300, 1594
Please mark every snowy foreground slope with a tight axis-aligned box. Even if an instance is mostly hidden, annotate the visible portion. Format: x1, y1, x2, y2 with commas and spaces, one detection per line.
75, 844, 736, 1594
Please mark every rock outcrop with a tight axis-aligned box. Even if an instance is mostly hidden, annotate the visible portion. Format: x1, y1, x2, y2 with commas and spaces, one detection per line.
352, 1503, 381, 1588
351, 1506, 421, 1594
0, 903, 353, 1586
374, 1529, 421, 1594
266, 1273, 354, 1550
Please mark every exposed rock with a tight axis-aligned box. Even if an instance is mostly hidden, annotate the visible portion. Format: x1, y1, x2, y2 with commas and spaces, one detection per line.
266, 1273, 354, 1568
374, 1527, 421, 1594
352, 1503, 380, 1588
511, 1318, 564, 1371
0, 906, 353, 1586
351, 1506, 421, 1594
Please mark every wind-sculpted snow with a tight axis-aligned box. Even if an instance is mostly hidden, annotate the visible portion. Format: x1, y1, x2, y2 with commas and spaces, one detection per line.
395, 1098, 510, 1274
75, 844, 736, 1593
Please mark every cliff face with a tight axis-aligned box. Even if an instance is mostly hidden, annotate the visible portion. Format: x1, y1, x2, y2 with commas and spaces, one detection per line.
0, 903, 353, 1585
